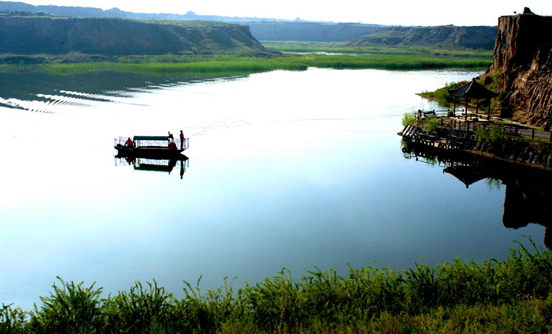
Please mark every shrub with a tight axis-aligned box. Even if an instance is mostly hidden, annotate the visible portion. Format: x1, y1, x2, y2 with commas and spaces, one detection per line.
401, 112, 417, 126
28, 277, 102, 334
1, 304, 27, 334
422, 117, 441, 132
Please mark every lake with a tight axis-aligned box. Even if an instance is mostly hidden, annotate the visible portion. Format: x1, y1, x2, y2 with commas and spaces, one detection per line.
0, 68, 547, 310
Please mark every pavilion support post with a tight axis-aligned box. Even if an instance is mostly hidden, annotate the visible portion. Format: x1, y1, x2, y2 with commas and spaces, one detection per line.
448, 78, 498, 125
465, 98, 469, 121
453, 97, 457, 116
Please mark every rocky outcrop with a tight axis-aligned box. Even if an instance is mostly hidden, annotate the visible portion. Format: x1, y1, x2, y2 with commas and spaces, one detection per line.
465, 135, 552, 168
0, 16, 270, 56
489, 12, 552, 129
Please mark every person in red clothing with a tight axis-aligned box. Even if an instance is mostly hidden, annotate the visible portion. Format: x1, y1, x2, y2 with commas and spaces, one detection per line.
125, 137, 134, 147
179, 130, 185, 150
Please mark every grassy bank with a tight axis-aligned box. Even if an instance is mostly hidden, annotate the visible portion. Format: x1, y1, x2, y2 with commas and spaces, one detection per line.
38, 54, 491, 75
418, 73, 505, 109
2, 240, 552, 333
39, 56, 308, 75
1, 49, 492, 76
262, 41, 494, 58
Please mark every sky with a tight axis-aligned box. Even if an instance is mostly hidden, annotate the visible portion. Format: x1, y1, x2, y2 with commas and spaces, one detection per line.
19, 0, 552, 26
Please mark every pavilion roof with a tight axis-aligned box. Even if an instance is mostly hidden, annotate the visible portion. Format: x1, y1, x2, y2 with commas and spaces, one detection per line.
448, 79, 499, 99
444, 166, 484, 188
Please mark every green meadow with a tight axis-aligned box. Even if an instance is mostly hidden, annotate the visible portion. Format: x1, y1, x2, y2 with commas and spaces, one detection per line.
262, 41, 494, 58
2, 240, 552, 333
1, 47, 493, 76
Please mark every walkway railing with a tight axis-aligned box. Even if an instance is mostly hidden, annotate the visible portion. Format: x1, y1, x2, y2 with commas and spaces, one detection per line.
416, 110, 552, 143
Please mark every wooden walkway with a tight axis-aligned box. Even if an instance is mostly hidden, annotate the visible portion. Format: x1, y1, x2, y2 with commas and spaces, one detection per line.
414, 109, 552, 143
400, 124, 465, 151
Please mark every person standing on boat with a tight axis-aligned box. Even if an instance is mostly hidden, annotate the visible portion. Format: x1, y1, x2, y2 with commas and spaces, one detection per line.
168, 131, 174, 142
125, 137, 134, 147
180, 130, 185, 150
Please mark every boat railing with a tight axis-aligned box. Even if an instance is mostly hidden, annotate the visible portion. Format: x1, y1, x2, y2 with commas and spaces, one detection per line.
180, 138, 189, 150
135, 157, 189, 170
115, 136, 190, 150
114, 156, 189, 174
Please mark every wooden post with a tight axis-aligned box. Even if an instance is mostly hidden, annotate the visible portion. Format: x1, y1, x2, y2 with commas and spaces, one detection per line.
453, 97, 457, 115
465, 98, 469, 121
532, 129, 535, 140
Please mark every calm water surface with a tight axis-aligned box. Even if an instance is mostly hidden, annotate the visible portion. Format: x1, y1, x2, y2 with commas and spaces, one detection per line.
0, 68, 546, 309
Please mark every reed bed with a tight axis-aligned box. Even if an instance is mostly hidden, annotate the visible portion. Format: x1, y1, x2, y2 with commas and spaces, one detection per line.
299, 54, 491, 70
263, 42, 494, 59
34, 52, 491, 76
2, 239, 552, 333
41, 57, 308, 76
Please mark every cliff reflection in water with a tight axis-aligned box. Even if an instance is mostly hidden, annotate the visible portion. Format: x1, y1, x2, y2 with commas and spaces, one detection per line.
402, 145, 552, 249
115, 155, 189, 179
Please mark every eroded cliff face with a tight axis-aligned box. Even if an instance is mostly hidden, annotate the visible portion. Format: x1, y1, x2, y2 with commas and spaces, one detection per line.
349, 25, 497, 50
490, 13, 552, 129
0, 16, 269, 56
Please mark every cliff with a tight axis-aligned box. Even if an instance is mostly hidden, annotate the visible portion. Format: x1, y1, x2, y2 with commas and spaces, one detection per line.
348, 25, 497, 50
0, 1, 384, 42
489, 12, 552, 129
0, 15, 270, 56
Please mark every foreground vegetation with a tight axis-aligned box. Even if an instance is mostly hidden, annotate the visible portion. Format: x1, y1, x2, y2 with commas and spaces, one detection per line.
2, 240, 551, 333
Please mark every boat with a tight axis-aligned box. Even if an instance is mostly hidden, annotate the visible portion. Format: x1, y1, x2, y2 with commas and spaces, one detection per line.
114, 135, 188, 158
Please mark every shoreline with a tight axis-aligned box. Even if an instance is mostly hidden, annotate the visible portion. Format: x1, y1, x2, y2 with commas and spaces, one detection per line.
3, 240, 551, 333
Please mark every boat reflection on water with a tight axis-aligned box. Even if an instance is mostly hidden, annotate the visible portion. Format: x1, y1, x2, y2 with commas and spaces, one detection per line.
115, 154, 189, 179
402, 144, 552, 249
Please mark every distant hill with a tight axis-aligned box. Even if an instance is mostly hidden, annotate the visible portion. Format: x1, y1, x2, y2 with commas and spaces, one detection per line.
0, 1, 383, 42
0, 14, 270, 56
0, 1, 280, 22
348, 25, 497, 50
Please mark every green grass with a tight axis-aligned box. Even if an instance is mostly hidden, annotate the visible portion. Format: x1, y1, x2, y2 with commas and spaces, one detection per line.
262, 41, 494, 58
39, 56, 309, 75
37, 54, 490, 76
401, 111, 418, 127
2, 239, 552, 333
419, 74, 504, 110
1, 48, 493, 76
418, 81, 463, 107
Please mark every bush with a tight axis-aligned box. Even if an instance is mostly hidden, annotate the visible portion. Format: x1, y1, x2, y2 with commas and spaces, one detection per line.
1, 304, 27, 334
28, 278, 102, 334
401, 112, 417, 126
422, 117, 441, 132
